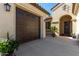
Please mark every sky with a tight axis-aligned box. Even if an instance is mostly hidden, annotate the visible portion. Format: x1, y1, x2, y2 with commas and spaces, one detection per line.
38, 3, 57, 14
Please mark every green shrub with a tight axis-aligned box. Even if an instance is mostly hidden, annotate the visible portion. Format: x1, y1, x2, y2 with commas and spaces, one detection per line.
0, 39, 19, 55
51, 26, 58, 33
51, 26, 58, 37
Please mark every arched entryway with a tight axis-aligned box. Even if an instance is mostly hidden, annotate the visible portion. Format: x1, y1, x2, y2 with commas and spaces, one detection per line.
60, 15, 72, 36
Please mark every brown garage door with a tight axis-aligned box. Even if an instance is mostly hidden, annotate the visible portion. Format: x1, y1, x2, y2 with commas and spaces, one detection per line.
16, 7, 40, 43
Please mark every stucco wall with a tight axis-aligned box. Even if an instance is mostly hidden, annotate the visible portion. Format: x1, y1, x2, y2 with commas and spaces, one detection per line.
72, 21, 76, 34
0, 3, 48, 40
0, 3, 16, 40
51, 3, 76, 36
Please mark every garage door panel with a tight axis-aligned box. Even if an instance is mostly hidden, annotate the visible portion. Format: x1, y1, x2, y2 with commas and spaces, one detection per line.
16, 8, 40, 43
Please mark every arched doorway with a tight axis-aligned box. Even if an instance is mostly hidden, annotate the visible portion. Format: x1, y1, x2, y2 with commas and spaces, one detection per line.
60, 15, 72, 36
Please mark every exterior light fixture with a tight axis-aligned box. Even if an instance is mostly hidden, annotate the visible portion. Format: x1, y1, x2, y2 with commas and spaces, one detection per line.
4, 3, 11, 12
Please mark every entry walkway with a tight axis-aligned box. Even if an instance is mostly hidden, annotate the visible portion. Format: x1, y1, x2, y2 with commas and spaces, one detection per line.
15, 36, 79, 56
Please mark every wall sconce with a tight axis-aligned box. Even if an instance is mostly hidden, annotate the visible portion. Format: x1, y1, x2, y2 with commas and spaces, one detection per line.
4, 3, 11, 12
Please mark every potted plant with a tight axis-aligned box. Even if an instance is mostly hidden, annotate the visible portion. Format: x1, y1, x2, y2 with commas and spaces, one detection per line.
51, 26, 58, 37
0, 39, 19, 56
71, 33, 76, 38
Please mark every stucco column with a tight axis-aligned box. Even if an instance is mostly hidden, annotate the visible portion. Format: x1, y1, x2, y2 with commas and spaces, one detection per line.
40, 17, 46, 39
76, 12, 79, 40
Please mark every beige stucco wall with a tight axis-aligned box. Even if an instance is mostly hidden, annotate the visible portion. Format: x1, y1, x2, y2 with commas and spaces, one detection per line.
0, 3, 48, 40
72, 21, 76, 34
51, 3, 77, 36
0, 3, 16, 40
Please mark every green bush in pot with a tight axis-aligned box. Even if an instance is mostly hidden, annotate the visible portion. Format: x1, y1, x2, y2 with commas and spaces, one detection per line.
51, 26, 58, 37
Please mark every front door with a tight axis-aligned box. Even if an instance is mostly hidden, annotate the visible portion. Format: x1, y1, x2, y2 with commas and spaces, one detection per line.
64, 21, 70, 36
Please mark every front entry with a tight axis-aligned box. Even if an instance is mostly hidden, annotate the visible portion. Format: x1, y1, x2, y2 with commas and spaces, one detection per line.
16, 7, 40, 43
64, 21, 70, 36
60, 15, 72, 36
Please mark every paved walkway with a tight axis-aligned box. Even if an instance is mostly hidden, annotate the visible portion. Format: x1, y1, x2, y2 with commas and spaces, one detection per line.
15, 36, 79, 56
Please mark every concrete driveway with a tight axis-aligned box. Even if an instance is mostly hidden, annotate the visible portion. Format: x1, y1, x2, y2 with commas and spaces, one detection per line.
15, 36, 79, 56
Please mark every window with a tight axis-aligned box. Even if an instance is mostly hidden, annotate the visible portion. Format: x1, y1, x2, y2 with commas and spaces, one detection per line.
63, 5, 70, 12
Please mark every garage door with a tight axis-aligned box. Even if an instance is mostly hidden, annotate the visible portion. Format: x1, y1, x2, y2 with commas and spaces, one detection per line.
16, 7, 40, 43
